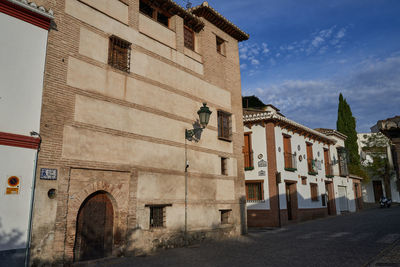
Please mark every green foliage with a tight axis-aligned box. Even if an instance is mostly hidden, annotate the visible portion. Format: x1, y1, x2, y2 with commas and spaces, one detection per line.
348, 164, 370, 184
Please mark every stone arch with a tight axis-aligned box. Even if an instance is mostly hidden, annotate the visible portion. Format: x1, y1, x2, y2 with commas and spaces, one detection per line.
64, 181, 127, 262
73, 191, 114, 261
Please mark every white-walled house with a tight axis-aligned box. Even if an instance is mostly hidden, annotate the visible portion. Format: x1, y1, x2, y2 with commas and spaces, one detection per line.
357, 133, 400, 203
243, 106, 362, 227
0, 0, 53, 263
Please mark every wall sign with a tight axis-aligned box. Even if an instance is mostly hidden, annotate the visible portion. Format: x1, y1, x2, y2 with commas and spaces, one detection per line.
258, 170, 266, 176
6, 175, 20, 195
258, 159, 267, 167
40, 168, 58, 180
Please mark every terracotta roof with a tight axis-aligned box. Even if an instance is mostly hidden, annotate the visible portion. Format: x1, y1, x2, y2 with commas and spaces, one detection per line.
143, 0, 204, 32
189, 2, 249, 41
314, 128, 347, 141
5, 0, 54, 18
243, 111, 336, 144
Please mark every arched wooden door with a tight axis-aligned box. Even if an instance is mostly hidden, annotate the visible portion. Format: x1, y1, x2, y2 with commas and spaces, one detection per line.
74, 191, 114, 261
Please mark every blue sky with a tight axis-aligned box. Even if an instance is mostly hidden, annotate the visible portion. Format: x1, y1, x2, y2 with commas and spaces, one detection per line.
184, 0, 400, 132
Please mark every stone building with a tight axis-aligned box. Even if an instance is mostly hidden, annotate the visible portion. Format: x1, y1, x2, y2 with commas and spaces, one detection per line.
0, 0, 53, 265
29, 0, 248, 264
242, 106, 361, 227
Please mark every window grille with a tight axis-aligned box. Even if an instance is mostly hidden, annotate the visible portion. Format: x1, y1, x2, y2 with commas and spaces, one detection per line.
218, 111, 232, 141
108, 36, 131, 73
246, 181, 263, 202
184, 26, 195, 50
150, 206, 164, 228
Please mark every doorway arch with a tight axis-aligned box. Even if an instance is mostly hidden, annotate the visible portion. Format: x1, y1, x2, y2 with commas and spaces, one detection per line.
73, 191, 114, 261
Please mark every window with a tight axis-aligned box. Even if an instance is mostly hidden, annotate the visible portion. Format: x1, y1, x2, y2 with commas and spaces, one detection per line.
310, 183, 319, 202
139, 0, 153, 17
283, 135, 296, 170
245, 181, 264, 202
108, 36, 131, 72
139, 0, 170, 27
149, 206, 164, 228
221, 157, 228, 175
306, 142, 317, 175
216, 36, 225, 55
243, 132, 253, 169
301, 176, 307, 185
220, 210, 231, 224
184, 26, 195, 50
218, 111, 232, 141
324, 148, 333, 177
337, 147, 349, 176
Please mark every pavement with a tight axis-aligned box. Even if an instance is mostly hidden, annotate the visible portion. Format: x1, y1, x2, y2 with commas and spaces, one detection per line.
75, 206, 400, 267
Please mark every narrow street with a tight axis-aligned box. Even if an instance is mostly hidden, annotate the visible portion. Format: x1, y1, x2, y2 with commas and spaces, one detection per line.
81, 206, 400, 267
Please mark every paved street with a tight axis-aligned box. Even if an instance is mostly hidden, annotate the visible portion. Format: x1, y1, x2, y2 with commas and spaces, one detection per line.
78, 206, 400, 267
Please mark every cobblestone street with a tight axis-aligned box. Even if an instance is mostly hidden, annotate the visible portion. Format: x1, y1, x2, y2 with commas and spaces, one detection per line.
73, 206, 400, 267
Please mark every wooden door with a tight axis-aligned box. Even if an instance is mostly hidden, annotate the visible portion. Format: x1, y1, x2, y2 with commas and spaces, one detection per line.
325, 182, 336, 215
373, 181, 383, 202
285, 184, 292, 220
74, 192, 114, 261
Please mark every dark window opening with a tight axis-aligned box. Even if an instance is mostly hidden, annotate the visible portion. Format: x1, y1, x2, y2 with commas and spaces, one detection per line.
220, 210, 231, 224
218, 111, 232, 141
108, 35, 131, 72
157, 12, 169, 27
221, 157, 228, 175
216, 36, 225, 54
139, 0, 153, 17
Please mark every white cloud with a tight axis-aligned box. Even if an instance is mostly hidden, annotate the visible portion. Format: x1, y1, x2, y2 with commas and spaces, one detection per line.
251, 59, 260, 65
312, 36, 324, 48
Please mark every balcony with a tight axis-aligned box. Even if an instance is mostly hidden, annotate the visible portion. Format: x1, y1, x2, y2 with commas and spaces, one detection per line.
284, 152, 297, 172
307, 159, 318, 175
325, 163, 334, 178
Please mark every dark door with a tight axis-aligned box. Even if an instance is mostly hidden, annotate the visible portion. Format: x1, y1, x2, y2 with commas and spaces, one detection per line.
74, 192, 114, 261
325, 183, 331, 215
325, 182, 336, 215
286, 184, 293, 220
373, 181, 383, 202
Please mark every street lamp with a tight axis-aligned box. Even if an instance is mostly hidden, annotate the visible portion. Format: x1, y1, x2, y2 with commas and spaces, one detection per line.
184, 103, 212, 245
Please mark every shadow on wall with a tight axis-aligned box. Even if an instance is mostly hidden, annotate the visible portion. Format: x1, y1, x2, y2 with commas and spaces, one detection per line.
0, 218, 26, 267
246, 187, 360, 227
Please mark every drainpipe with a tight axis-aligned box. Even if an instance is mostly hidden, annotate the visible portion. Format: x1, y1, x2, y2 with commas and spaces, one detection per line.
25, 132, 41, 267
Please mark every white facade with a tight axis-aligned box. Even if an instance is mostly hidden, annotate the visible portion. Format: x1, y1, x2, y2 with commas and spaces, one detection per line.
357, 133, 400, 203
0, 2, 51, 258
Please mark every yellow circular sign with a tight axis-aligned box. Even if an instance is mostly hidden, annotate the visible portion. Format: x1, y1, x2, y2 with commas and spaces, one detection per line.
8, 176, 20, 187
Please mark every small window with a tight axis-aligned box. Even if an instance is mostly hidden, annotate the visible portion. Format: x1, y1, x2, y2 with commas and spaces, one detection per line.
184, 26, 195, 50
221, 157, 228, 175
301, 176, 307, 185
246, 181, 263, 202
218, 111, 232, 141
157, 12, 169, 27
220, 209, 231, 224
310, 183, 319, 202
150, 206, 165, 228
216, 36, 225, 55
108, 36, 131, 72
139, 0, 153, 17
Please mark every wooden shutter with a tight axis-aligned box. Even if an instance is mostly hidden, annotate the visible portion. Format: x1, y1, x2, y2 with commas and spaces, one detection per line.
243, 133, 253, 168
283, 135, 292, 168
324, 149, 330, 175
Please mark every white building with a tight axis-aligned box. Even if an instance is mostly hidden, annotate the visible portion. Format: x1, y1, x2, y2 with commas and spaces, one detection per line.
357, 133, 400, 203
0, 0, 53, 264
243, 106, 362, 227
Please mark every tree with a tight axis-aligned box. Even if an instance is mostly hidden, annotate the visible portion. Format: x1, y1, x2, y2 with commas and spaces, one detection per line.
336, 93, 368, 180
361, 133, 394, 198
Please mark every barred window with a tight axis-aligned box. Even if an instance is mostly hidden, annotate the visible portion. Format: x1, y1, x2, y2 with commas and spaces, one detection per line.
184, 26, 195, 50
108, 36, 131, 72
246, 181, 263, 201
218, 111, 232, 141
149, 206, 165, 228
